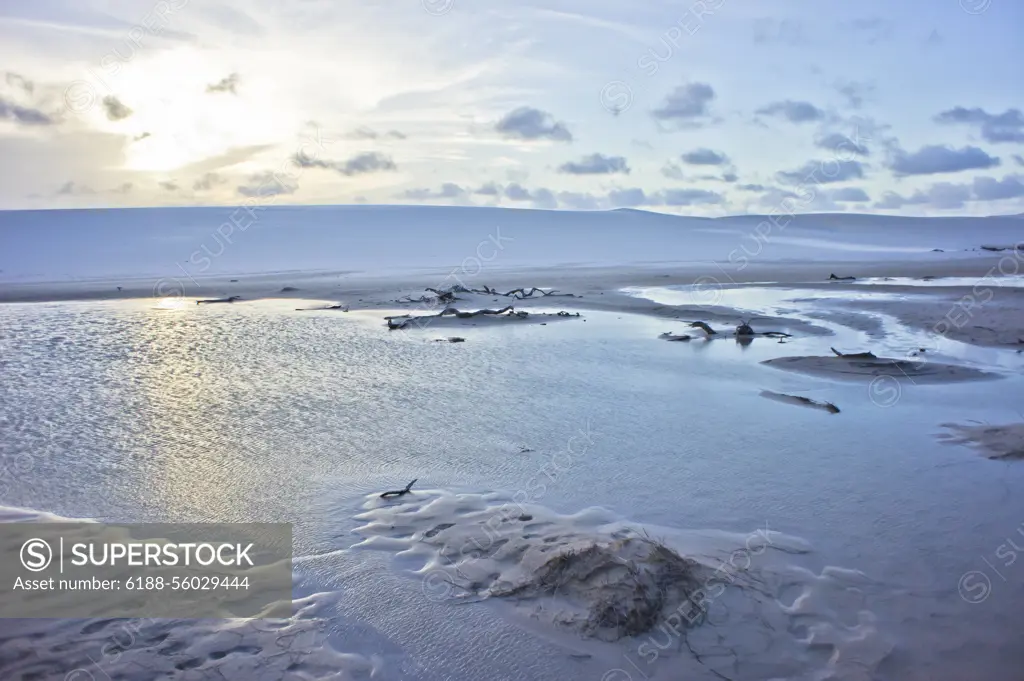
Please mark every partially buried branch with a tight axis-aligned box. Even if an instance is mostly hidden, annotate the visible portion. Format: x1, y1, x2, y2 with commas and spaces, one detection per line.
380, 479, 417, 499
830, 346, 877, 359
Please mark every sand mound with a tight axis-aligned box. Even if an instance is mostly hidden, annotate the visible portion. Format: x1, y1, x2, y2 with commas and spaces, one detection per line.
762, 355, 998, 383
488, 537, 704, 642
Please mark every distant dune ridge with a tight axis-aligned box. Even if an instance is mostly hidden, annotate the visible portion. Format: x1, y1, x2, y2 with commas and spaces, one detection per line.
0, 205, 1021, 286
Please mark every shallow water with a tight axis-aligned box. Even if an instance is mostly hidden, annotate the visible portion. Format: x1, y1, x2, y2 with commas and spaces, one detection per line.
2, 297, 1024, 680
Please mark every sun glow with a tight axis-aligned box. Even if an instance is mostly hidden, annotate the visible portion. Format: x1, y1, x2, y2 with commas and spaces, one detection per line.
89, 48, 293, 173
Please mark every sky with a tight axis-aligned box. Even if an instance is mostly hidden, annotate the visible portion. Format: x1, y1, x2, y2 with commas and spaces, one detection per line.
0, 0, 1022, 216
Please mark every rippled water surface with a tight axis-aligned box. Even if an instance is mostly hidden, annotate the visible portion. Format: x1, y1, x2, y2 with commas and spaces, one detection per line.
2, 298, 1024, 680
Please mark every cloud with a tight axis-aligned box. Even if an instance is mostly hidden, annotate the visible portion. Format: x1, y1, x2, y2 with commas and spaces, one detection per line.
888, 144, 1000, 176
237, 171, 298, 197
112, 182, 133, 194
501, 183, 557, 208
133, 132, 151, 141
651, 83, 716, 127
973, 175, 1024, 201
607, 187, 722, 207
737, 183, 766, 192
752, 18, 806, 45
558, 153, 630, 175
158, 180, 179, 192
874, 175, 1024, 209
756, 100, 825, 123
934, 107, 1024, 144
681, 148, 729, 165
843, 17, 891, 44
193, 172, 226, 191
206, 73, 240, 94
346, 127, 406, 140
338, 152, 396, 176
401, 183, 467, 200
661, 163, 685, 180
0, 97, 52, 125
835, 80, 873, 109
503, 183, 531, 201
55, 181, 94, 195
4, 72, 34, 94
557, 191, 601, 210
101, 95, 133, 121
609, 188, 648, 207
292, 151, 397, 175
815, 132, 870, 156
874, 183, 970, 210
474, 182, 501, 196
830, 187, 870, 202
777, 160, 865, 184
1014, 155, 1024, 167
495, 107, 572, 142
658, 188, 723, 205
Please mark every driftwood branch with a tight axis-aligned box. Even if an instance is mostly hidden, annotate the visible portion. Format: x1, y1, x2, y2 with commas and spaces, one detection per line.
830, 346, 877, 359
295, 303, 348, 311
761, 391, 840, 414
679, 320, 792, 340
380, 479, 417, 499
197, 296, 241, 305
435, 284, 575, 299
386, 305, 527, 329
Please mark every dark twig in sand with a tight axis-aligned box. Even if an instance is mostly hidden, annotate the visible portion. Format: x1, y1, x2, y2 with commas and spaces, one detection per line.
829, 273, 856, 281
760, 390, 840, 414
380, 479, 417, 499
295, 303, 348, 311
197, 296, 241, 305
830, 346, 877, 359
